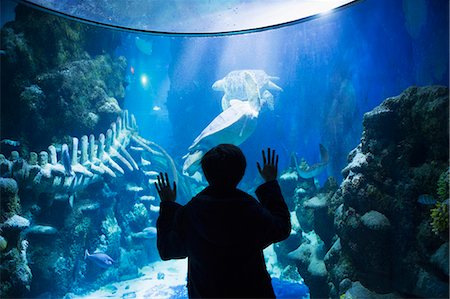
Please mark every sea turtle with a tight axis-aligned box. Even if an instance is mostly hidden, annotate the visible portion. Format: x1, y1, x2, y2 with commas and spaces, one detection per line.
183, 100, 259, 176
212, 69, 283, 111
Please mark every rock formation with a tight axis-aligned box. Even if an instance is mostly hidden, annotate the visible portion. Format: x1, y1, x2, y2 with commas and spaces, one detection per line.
276, 86, 449, 299
1, 4, 125, 152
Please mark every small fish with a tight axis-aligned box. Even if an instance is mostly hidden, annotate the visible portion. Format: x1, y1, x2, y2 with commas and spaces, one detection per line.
148, 178, 158, 184
417, 194, 437, 205
78, 202, 100, 213
141, 157, 152, 166
130, 66, 135, 75
26, 225, 58, 235
152, 105, 161, 111
143, 170, 159, 177
61, 144, 74, 176
1, 139, 20, 147
139, 195, 156, 201
85, 250, 115, 268
126, 184, 143, 192
150, 204, 160, 212
131, 227, 157, 239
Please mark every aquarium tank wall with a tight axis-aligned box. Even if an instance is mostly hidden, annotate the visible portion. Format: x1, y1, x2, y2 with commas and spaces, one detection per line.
0, 0, 448, 298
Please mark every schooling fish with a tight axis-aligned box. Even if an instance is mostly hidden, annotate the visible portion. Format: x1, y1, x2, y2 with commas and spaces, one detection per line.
417, 194, 437, 205
126, 184, 144, 192
84, 250, 115, 268
61, 144, 74, 176
143, 170, 159, 177
139, 195, 156, 202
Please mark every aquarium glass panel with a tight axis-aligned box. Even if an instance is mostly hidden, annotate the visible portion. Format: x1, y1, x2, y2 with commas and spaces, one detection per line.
1, 0, 448, 299
21, 0, 357, 35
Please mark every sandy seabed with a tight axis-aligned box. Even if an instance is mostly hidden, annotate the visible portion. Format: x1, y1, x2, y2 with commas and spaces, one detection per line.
74, 259, 188, 299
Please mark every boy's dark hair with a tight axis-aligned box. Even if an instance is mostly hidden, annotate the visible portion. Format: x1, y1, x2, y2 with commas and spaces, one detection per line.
201, 144, 246, 189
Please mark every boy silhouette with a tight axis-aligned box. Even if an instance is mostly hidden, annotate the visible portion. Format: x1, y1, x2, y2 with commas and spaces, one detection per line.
155, 144, 291, 298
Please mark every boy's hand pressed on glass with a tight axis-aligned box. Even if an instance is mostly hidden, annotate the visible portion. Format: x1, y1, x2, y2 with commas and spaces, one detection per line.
155, 172, 176, 202
257, 148, 278, 182
155, 148, 278, 201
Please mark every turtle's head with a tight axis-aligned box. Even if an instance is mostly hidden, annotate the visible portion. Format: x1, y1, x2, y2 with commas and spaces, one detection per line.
212, 79, 224, 91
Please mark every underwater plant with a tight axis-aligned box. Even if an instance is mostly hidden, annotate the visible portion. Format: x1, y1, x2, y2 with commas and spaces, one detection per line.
429, 169, 449, 236
437, 169, 449, 201
430, 201, 449, 236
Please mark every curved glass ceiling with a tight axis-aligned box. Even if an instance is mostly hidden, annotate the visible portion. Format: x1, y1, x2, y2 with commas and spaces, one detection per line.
20, 0, 358, 36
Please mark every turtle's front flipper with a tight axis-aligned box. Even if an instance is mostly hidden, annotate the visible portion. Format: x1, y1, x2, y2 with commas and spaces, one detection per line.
182, 150, 204, 176
221, 95, 230, 111
267, 81, 283, 92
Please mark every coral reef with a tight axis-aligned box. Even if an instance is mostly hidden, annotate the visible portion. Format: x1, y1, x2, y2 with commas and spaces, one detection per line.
0, 111, 190, 298
0, 178, 21, 221
0, 240, 32, 297
0, 8, 157, 293
1, 4, 125, 152
287, 231, 329, 298
277, 158, 338, 297
431, 169, 450, 236
327, 86, 449, 298
275, 86, 448, 299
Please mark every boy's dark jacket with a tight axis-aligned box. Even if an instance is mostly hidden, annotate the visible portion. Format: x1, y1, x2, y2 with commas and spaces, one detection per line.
157, 180, 291, 298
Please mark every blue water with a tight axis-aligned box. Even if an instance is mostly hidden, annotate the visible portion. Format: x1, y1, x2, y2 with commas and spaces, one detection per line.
118, 0, 448, 186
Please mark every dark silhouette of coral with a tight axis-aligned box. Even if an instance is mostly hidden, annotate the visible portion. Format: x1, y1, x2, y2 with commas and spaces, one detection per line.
1, 4, 126, 153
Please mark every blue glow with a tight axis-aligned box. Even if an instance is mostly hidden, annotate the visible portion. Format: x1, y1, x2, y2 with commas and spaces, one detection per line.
140, 74, 149, 87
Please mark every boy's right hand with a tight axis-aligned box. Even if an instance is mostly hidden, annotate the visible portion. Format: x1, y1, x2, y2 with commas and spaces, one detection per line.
155, 172, 177, 202
257, 148, 279, 182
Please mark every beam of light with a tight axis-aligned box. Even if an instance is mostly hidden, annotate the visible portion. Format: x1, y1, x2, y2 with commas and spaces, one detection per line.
216, 29, 282, 83
171, 39, 208, 87
140, 74, 149, 87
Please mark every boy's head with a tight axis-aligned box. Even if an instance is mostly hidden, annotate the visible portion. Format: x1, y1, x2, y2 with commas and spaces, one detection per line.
201, 144, 246, 189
